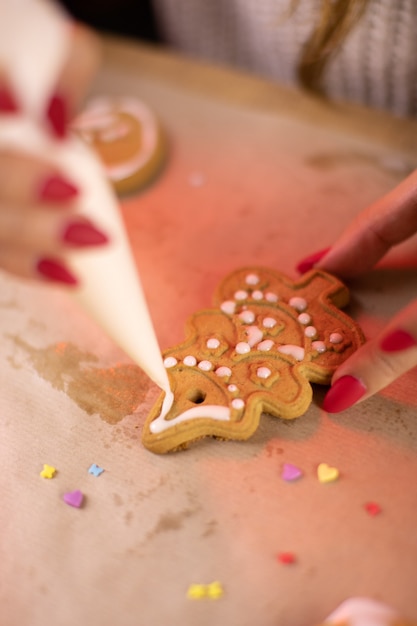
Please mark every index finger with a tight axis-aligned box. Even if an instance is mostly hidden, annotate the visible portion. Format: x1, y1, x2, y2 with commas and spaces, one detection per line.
316, 168, 417, 278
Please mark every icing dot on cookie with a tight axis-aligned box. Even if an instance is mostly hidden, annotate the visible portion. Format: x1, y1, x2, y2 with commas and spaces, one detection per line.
183, 355, 197, 366
215, 366, 232, 377
198, 360, 213, 371
231, 398, 245, 410
312, 341, 326, 353
252, 290, 263, 300
245, 326, 263, 346
298, 313, 311, 325
257, 339, 274, 351
289, 297, 307, 311
266, 292, 278, 302
263, 317, 277, 329
220, 300, 236, 315
330, 332, 343, 344
278, 345, 305, 361
234, 290, 248, 301
236, 342, 251, 354
305, 326, 317, 338
164, 356, 177, 368
245, 273, 259, 285
239, 310, 255, 324
257, 367, 271, 379
228, 384, 238, 393
206, 338, 220, 349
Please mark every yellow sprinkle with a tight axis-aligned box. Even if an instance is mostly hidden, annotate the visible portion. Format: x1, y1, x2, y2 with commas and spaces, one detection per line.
207, 581, 224, 599
317, 462, 339, 483
40, 464, 56, 479
187, 584, 206, 600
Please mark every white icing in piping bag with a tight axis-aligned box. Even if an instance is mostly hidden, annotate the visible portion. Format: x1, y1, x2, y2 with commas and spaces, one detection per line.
0, 0, 170, 391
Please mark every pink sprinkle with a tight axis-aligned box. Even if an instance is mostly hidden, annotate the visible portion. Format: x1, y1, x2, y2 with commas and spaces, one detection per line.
281, 463, 303, 482
63, 490, 84, 508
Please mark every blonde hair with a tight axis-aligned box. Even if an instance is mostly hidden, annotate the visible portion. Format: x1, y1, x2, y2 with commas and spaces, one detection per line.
293, 0, 370, 94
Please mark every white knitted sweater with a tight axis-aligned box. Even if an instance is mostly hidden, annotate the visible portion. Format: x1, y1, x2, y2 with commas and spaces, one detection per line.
152, 0, 417, 118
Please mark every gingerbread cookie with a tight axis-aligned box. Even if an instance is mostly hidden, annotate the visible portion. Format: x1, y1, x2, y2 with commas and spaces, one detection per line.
72, 96, 167, 195
316, 597, 417, 626
142, 267, 365, 454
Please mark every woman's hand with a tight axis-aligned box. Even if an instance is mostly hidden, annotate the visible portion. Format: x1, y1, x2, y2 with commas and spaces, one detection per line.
0, 22, 107, 286
297, 168, 417, 412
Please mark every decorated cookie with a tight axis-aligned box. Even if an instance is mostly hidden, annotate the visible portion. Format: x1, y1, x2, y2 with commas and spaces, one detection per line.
72, 96, 166, 195
142, 267, 365, 454
317, 597, 417, 626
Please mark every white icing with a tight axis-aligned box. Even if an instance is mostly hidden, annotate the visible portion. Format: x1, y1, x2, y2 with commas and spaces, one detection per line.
239, 310, 255, 324
312, 341, 326, 353
265, 292, 278, 302
206, 338, 220, 349
228, 384, 238, 392
234, 290, 248, 301
289, 297, 307, 311
257, 367, 271, 379
245, 273, 259, 285
183, 355, 197, 366
252, 290, 263, 300
245, 326, 264, 347
236, 342, 251, 354
298, 313, 311, 325
324, 597, 398, 626
150, 402, 230, 434
164, 356, 177, 368
198, 360, 213, 371
73, 97, 159, 183
263, 317, 277, 328
278, 345, 305, 361
231, 398, 245, 410
257, 339, 274, 351
215, 366, 232, 377
221, 300, 236, 315
305, 326, 317, 338
330, 332, 343, 344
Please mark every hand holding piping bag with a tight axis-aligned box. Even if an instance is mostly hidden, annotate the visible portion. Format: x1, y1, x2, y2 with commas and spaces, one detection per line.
297, 168, 417, 412
0, 10, 102, 284
0, 0, 169, 392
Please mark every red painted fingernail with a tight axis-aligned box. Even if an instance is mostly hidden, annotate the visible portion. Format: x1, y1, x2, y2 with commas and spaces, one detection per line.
45, 93, 67, 139
37, 175, 79, 202
36, 257, 78, 285
322, 375, 367, 413
61, 220, 109, 247
296, 247, 331, 274
0, 86, 19, 112
380, 329, 417, 352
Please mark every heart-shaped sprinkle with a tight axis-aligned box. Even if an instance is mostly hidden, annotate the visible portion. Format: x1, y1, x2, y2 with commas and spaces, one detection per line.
63, 490, 84, 508
317, 463, 339, 483
281, 463, 303, 482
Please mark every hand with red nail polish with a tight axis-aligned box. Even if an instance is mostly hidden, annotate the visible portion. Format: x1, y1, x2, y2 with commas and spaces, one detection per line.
0, 149, 108, 285
315, 168, 417, 412
0, 24, 101, 286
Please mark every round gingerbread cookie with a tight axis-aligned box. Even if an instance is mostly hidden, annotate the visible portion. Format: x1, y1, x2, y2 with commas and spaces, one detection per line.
72, 96, 167, 195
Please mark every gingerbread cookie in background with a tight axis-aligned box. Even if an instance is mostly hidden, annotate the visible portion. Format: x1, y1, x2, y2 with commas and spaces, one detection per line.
142, 267, 365, 454
72, 96, 167, 196
317, 597, 417, 626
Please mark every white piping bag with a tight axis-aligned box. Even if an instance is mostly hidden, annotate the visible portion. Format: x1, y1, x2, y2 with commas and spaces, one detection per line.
0, 0, 170, 392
